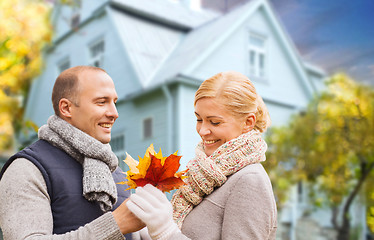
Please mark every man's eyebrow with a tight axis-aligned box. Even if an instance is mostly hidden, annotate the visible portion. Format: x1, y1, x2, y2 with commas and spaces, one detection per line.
93, 96, 119, 102
93, 97, 108, 100
94, 96, 119, 100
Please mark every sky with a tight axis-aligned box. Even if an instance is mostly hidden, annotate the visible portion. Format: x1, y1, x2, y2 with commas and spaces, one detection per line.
269, 0, 374, 86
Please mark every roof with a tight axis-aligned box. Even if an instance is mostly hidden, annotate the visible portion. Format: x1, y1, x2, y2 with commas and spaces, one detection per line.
149, 0, 259, 87
110, 0, 219, 30
109, 0, 220, 87
108, 0, 323, 98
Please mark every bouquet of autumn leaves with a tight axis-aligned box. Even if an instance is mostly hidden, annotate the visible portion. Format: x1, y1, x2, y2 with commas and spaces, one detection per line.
119, 144, 187, 192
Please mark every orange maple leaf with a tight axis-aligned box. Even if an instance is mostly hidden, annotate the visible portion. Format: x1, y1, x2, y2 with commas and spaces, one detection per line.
119, 144, 187, 192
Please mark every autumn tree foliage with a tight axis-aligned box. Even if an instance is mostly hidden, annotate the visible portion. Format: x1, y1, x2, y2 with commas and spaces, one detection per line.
0, 0, 52, 151
263, 73, 374, 239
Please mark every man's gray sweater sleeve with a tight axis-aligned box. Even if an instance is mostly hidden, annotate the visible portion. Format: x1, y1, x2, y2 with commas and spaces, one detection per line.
0, 158, 124, 240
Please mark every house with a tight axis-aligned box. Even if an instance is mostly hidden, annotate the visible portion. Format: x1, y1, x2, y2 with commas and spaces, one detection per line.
19, 0, 367, 239
25, 0, 324, 163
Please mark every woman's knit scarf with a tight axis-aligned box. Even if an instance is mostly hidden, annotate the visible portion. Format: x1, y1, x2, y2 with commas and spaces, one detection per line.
38, 115, 118, 212
171, 129, 267, 228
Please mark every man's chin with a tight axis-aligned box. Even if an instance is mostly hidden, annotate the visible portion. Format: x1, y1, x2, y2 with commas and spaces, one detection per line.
97, 136, 111, 144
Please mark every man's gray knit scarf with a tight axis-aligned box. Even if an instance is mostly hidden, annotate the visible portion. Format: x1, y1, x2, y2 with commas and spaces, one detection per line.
38, 115, 118, 212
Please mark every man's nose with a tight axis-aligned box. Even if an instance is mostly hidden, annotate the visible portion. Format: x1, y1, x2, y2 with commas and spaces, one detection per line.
107, 102, 119, 119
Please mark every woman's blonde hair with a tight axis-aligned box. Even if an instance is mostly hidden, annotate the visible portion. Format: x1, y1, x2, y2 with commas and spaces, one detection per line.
194, 71, 271, 132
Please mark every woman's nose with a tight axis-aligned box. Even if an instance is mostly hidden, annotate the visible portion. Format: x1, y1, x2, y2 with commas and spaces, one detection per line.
198, 123, 211, 136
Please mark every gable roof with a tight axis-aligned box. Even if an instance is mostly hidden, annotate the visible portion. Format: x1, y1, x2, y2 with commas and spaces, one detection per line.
147, 0, 318, 98
108, 0, 321, 99
108, 0, 219, 87
149, 0, 260, 87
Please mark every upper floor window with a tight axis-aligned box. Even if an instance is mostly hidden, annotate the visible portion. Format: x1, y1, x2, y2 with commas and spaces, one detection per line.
58, 58, 70, 73
69, 1, 81, 29
70, 13, 80, 29
248, 33, 267, 78
143, 117, 153, 139
89, 40, 105, 67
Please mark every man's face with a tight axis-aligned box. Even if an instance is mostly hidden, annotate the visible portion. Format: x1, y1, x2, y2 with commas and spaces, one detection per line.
69, 70, 118, 144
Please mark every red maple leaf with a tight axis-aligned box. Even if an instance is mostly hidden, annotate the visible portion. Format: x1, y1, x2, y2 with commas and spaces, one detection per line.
133, 153, 186, 192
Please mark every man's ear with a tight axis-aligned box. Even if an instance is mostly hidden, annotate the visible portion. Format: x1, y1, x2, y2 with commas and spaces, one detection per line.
242, 113, 256, 133
59, 98, 73, 119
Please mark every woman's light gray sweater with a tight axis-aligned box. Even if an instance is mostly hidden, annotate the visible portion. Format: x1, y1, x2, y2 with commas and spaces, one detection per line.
171, 163, 277, 240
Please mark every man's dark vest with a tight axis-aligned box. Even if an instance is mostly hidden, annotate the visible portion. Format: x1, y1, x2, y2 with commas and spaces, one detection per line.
0, 140, 132, 239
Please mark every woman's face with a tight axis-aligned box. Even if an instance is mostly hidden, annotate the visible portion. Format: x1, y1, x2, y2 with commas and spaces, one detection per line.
195, 97, 252, 156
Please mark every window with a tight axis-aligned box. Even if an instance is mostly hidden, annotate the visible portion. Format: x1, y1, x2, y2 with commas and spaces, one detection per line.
111, 134, 125, 153
248, 33, 267, 78
69, 1, 81, 30
70, 13, 80, 29
143, 117, 153, 139
89, 40, 105, 67
110, 134, 128, 171
58, 59, 70, 73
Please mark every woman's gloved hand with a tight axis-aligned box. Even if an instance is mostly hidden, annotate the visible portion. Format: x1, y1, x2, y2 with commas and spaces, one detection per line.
126, 184, 180, 240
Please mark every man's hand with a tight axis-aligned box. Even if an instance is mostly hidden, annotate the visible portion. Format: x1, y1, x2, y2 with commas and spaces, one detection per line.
112, 198, 146, 234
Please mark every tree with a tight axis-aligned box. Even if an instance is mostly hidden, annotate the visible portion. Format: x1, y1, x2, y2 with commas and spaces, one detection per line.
0, 0, 52, 151
263, 73, 374, 240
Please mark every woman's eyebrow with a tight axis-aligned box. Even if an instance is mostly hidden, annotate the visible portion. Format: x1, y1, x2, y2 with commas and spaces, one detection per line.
195, 112, 223, 119
206, 116, 223, 119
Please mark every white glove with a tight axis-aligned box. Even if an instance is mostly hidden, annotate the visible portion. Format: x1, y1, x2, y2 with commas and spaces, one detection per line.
139, 227, 152, 240
126, 184, 180, 240
132, 227, 152, 240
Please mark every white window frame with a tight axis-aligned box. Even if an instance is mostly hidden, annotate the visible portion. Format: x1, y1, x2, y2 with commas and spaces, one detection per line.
248, 32, 267, 79
88, 39, 105, 68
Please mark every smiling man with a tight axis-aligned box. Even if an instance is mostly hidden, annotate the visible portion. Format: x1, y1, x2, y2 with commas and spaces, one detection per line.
0, 66, 144, 239
55, 67, 118, 144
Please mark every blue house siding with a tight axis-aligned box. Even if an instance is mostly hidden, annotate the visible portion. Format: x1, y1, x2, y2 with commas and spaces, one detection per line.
115, 89, 169, 161
174, 83, 201, 168
265, 100, 299, 127
113, 80, 201, 169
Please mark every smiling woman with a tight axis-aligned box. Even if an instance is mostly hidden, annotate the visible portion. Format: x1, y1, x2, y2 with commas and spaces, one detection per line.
194, 97, 253, 156
126, 71, 278, 240
193, 71, 270, 156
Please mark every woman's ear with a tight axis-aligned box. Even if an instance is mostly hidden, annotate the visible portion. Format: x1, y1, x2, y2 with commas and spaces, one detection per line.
59, 98, 73, 119
242, 113, 256, 133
